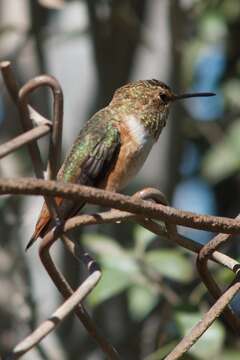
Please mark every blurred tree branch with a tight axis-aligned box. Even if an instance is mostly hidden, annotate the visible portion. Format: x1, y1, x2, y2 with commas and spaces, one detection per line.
86, 0, 147, 109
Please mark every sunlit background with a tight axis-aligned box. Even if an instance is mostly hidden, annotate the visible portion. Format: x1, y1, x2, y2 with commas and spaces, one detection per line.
1, 0, 240, 359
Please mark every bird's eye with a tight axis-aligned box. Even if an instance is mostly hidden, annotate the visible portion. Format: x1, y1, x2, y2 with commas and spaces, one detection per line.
160, 94, 168, 103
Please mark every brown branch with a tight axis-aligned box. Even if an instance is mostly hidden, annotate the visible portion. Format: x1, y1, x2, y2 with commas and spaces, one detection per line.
0, 125, 50, 159
1, 61, 119, 360
17, 75, 63, 221
2, 61, 240, 359
1, 177, 240, 234
9, 254, 101, 360
1, 61, 62, 222
165, 282, 240, 360
196, 215, 240, 333
18, 74, 63, 179
39, 222, 120, 359
0, 61, 51, 126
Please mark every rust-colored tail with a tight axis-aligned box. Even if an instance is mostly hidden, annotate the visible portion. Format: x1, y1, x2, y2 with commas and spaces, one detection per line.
25, 233, 42, 251
26, 197, 63, 251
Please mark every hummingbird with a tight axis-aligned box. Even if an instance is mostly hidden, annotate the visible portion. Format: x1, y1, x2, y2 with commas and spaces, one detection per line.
26, 79, 214, 250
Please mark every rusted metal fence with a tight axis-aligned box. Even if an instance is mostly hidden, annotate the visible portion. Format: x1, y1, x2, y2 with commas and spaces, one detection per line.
1, 61, 240, 360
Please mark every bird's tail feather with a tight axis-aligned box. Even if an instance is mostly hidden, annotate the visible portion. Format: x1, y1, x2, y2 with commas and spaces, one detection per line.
25, 235, 37, 251
25, 221, 49, 251
26, 199, 86, 251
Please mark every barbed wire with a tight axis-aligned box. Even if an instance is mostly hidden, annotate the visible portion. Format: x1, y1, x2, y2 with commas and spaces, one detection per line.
1, 61, 240, 360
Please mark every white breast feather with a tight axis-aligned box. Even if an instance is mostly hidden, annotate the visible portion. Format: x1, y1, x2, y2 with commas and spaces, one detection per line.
125, 115, 153, 146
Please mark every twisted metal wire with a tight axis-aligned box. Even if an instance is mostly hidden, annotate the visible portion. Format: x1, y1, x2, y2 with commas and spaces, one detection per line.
1, 61, 240, 360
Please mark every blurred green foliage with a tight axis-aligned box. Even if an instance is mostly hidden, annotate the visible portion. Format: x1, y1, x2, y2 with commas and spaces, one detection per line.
82, 224, 239, 358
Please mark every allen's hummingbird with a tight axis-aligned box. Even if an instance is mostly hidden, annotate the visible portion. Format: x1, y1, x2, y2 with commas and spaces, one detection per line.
26, 79, 214, 249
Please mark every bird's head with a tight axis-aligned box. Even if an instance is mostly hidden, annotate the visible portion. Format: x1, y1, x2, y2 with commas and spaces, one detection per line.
110, 79, 215, 139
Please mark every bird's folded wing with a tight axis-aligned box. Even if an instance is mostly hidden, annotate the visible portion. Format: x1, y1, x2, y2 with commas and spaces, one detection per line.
27, 111, 121, 249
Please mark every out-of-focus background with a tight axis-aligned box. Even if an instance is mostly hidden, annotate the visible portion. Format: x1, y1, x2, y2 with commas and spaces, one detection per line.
1, 0, 240, 359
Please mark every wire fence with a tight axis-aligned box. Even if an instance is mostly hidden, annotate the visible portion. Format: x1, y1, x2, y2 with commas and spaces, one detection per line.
1, 61, 240, 360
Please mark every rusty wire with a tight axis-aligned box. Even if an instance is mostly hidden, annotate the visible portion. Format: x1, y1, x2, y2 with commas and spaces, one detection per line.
1, 61, 240, 360
11, 253, 102, 360
196, 223, 240, 334
2, 177, 240, 233
17, 72, 63, 221
0, 61, 119, 360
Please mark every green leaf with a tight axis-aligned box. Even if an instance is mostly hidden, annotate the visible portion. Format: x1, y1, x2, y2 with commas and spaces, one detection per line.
175, 312, 225, 359
88, 268, 131, 307
83, 233, 141, 306
200, 13, 226, 42
82, 232, 140, 275
101, 253, 139, 275
133, 224, 155, 253
128, 285, 159, 321
145, 250, 193, 283
82, 233, 123, 256
215, 266, 235, 285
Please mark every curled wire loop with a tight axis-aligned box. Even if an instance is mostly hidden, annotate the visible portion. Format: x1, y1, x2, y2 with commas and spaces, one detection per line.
1, 61, 240, 360
17, 75, 63, 221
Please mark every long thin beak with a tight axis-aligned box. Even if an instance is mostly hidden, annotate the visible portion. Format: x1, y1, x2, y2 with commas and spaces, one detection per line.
174, 92, 215, 100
